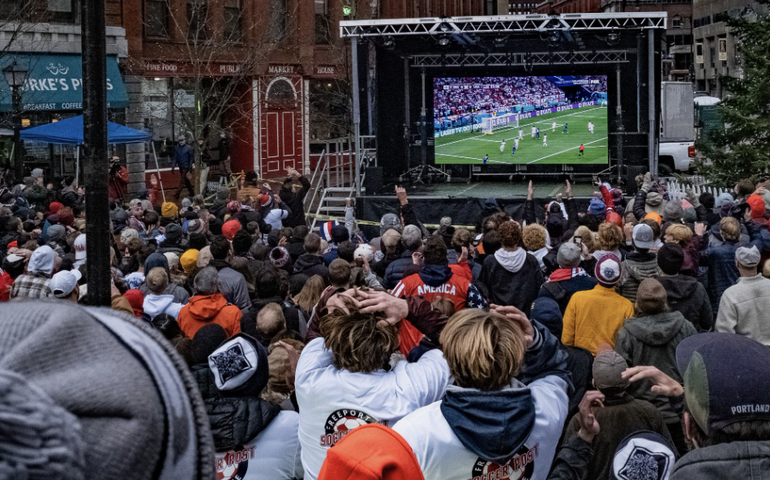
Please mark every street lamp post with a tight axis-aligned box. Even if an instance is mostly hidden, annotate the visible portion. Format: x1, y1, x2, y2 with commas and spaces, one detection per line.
3, 60, 28, 181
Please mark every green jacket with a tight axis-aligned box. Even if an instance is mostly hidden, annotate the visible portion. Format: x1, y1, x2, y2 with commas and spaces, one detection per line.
615, 311, 697, 423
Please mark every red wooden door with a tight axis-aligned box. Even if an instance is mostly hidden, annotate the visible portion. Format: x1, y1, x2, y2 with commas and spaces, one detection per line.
261, 76, 304, 178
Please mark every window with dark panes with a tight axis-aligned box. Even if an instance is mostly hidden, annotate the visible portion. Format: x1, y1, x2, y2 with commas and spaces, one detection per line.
188, 0, 208, 41
47, 0, 78, 23
146, 0, 169, 37
315, 0, 331, 44
269, 0, 287, 42
224, 0, 241, 41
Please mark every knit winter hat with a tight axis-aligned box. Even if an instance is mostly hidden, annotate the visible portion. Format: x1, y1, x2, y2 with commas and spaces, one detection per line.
161, 202, 179, 219
656, 243, 684, 275
48, 201, 64, 214
208, 333, 269, 397
610, 431, 676, 480
181, 197, 192, 210
644, 211, 662, 224
331, 224, 350, 244
0, 302, 215, 480
714, 192, 734, 209
645, 191, 664, 207
222, 219, 241, 241
164, 252, 180, 270
595, 254, 622, 287
682, 206, 697, 224
47, 223, 66, 242
191, 324, 228, 365
180, 249, 200, 273
606, 212, 623, 227
124, 289, 145, 317
270, 246, 291, 268
58, 207, 75, 226
318, 424, 425, 480
164, 223, 184, 244
197, 246, 213, 268
662, 201, 683, 223
589, 198, 606, 216
747, 194, 765, 219
636, 278, 668, 315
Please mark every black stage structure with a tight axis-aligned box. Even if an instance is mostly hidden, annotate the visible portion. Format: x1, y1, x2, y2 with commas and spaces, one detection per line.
339, 14, 667, 230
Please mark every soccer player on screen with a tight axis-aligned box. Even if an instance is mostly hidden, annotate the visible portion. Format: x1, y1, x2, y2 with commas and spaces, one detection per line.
511, 144, 517, 157
563, 123, 569, 134
518, 129, 524, 140
500, 139, 505, 153
588, 121, 595, 134
543, 134, 548, 147
578, 144, 585, 158
514, 138, 519, 150
552, 121, 557, 132
531, 126, 536, 138
536, 128, 540, 140
483, 154, 489, 165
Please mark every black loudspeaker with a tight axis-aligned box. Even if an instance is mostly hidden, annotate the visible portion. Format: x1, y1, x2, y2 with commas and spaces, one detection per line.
626, 165, 647, 195
364, 166, 383, 194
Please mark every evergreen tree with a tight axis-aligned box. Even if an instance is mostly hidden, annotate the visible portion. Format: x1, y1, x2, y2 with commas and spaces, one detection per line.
695, 1, 770, 185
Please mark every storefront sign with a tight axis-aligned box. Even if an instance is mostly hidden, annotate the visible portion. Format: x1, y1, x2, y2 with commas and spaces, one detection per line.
267, 64, 298, 75
144, 61, 243, 77
314, 65, 337, 78
0, 53, 128, 112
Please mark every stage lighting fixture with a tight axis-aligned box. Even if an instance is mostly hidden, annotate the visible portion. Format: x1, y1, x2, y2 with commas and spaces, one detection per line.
383, 36, 395, 49
607, 31, 620, 45
548, 31, 561, 47
438, 35, 451, 47
439, 22, 451, 33
493, 36, 507, 48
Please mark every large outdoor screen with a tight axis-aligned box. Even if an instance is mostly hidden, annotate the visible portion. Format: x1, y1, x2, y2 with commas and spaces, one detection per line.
433, 75, 608, 165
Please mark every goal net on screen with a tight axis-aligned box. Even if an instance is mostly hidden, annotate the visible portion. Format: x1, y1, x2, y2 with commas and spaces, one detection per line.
481, 114, 519, 135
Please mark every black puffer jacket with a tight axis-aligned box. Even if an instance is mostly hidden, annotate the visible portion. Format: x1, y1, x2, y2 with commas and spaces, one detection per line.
384, 250, 416, 289
192, 364, 280, 451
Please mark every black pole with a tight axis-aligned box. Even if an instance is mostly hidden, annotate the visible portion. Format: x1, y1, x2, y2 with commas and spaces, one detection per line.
12, 86, 22, 181
81, 0, 111, 306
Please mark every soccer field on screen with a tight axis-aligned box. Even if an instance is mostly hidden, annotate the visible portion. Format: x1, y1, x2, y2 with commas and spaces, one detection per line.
434, 106, 608, 165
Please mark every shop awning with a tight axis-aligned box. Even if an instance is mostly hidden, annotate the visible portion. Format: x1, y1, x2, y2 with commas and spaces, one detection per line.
20, 115, 151, 145
0, 54, 129, 112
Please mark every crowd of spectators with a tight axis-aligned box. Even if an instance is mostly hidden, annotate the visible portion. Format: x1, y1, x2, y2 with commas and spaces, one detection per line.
1, 165, 770, 480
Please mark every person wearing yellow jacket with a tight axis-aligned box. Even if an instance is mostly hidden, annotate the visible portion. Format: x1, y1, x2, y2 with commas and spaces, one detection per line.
562, 254, 634, 356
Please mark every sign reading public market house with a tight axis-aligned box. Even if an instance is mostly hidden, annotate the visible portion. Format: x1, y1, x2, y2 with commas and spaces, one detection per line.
0, 53, 129, 112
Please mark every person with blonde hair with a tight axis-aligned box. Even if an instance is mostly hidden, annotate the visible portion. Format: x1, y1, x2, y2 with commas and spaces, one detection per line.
296, 289, 451, 480
592, 222, 623, 261
393, 305, 570, 480
293, 274, 326, 316
522, 223, 549, 273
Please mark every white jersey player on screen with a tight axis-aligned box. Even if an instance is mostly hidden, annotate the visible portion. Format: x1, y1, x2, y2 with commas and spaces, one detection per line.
531, 126, 536, 138
588, 121, 595, 134
552, 121, 557, 132
514, 138, 519, 150
518, 129, 524, 140
543, 134, 548, 147
500, 139, 506, 153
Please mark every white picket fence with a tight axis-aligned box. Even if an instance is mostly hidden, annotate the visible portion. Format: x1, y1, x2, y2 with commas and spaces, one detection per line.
665, 175, 731, 202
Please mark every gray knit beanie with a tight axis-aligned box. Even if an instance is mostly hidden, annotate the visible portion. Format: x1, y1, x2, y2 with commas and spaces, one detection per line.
0, 301, 215, 480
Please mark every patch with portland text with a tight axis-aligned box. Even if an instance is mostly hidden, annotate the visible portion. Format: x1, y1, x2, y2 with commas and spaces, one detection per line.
215, 445, 255, 480
320, 409, 379, 447
468, 443, 538, 480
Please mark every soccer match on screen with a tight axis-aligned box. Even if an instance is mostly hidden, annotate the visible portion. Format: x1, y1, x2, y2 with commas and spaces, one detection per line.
433, 75, 608, 166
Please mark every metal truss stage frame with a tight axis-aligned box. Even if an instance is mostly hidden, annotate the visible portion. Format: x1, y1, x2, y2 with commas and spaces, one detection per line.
339, 14, 668, 193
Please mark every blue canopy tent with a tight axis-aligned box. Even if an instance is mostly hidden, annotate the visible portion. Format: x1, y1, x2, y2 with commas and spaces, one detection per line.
20, 115, 165, 201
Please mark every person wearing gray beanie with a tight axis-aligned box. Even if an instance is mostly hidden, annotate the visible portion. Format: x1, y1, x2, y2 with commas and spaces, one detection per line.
0, 301, 215, 480
538, 242, 598, 314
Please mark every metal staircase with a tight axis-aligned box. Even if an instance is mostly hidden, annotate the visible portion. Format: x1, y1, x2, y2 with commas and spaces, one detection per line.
305, 136, 376, 231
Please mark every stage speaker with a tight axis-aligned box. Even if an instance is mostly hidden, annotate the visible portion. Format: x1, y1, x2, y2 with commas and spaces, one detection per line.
364, 167, 384, 194
626, 166, 646, 195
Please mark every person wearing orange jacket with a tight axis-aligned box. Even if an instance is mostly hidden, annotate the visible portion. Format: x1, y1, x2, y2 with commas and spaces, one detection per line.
177, 266, 242, 339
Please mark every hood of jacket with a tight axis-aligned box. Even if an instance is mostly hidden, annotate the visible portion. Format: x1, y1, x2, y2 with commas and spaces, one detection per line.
623, 310, 687, 345
28, 245, 55, 275
143, 294, 176, 318
656, 274, 700, 300
191, 364, 280, 451
418, 263, 453, 287
625, 252, 659, 280
440, 380, 535, 464
293, 253, 324, 273
186, 294, 228, 321
494, 248, 527, 274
